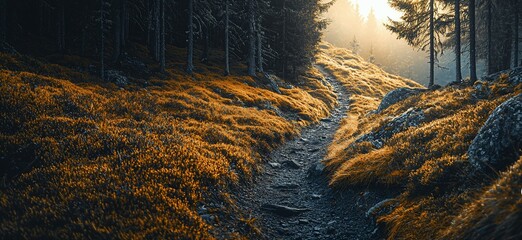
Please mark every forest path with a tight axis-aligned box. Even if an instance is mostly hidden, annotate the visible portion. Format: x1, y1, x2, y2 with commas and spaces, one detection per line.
234, 66, 389, 239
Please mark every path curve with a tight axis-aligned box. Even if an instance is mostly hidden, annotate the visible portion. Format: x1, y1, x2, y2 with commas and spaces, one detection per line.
235, 66, 390, 239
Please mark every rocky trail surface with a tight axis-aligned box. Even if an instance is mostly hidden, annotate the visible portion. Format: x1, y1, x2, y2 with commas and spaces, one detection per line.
234, 66, 393, 239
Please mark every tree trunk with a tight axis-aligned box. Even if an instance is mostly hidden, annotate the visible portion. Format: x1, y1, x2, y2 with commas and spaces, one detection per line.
147, 0, 153, 50
122, 0, 128, 49
160, 0, 166, 72
455, 0, 462, 82
487, 0, 493, 74
201, 25, 209, 63
101, 0, 105, 80
429, 0, 435, 87
514, 0, 520, 67
81, 27, 87, 56
470, 0, 477, 83
292, 63, 297, 81
282, 0, 287, 79
112, 0, 122, 62
501, 21, 513, 70
1, 0, 7, 42
247, 0, 256, 76
256, 16, 264, 73
154, 0, 160, 61
224, 0, 230, 76
39, 1, 44, 35
186, 0, 194, 74
57, 1, 65, 53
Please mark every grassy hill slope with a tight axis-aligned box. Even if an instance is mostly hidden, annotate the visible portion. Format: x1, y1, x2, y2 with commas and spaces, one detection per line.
319, 43, 522, 239
0, 45, 336, 238
316, 42, 423, 171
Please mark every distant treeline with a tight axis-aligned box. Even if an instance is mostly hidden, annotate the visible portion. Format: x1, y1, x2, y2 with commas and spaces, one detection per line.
0, 0, 331, 79
388, 0, 521, 86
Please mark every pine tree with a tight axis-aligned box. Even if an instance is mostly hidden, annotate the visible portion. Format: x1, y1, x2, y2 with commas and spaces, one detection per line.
0, 0, 333, 81
57, 0, 66, 53
256, 15, 264, 73
486, 0, 493, 74
100, 0, 106, 80
197, 0, 217, 64
455, 0, 462, 82
268, 0, 331, 79
350, 35, 360, 54
512, 0, 519, 67
160, 0, 166, 72
282, 0, 287, 78
221, 0, 242, 76
481, 0, 516, 72
201, 25, 209, 63
247, 0, 256, 76
154, 0, 160, 61
469, 0, 477, 82
112, 0, 127, 62
429, 0, 435, 87
369, 44, 376, 63
186, 0, 194, 74
224, 0, 230, 75
387, 0, 452, 86
0, 0, 6, 42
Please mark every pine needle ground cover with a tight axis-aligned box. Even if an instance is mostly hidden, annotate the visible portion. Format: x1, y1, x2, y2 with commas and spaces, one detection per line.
0, 46, 336, 238
320, 43, 522, 239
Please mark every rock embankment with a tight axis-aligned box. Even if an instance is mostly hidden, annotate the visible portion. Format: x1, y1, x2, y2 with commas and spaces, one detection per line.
376, 87, 425, 113
468, 93, 522, 172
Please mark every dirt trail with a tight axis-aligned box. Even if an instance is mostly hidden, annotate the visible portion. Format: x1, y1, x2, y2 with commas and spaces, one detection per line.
235, 66, 391, 239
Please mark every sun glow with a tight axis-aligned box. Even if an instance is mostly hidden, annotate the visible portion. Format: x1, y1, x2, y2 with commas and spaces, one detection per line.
349, 0, 401, 22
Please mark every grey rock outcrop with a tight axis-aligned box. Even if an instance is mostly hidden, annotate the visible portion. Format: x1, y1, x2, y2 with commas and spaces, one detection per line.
377, 88, 425, 113
507, 67, 522, 85
468, 94, 522, 171
473, 81, 492, 100
357, 108, 426, 148
483, 67, 522, 85
106, 70, 129, 87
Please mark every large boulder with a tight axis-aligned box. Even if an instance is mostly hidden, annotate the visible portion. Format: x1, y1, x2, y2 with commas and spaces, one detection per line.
357, 108, 426, 148
507, 67, 522, 85
472, 81, 492, 100
483, 67, 522, 85
377, 88, 425, 113
106, 70, 129, 87
468, 94, 522, 171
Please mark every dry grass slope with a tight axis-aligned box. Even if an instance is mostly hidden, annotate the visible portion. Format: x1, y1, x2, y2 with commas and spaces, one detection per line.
319, 43, 522, 239
0, 46, 336, 238
316, 42, 422, 174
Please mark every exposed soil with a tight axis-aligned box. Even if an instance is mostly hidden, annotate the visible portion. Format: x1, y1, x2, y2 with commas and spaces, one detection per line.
233, 66, 395, 239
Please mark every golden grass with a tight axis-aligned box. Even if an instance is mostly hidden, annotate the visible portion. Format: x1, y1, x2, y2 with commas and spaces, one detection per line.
317, 42, 422, 173
319, 42, 522, 239
441, 157, 522, 239
0, 46, 335, 238
316, 42, 421, 100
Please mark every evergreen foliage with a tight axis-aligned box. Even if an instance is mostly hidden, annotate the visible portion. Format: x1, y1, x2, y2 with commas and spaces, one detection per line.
0, 0, 333, 79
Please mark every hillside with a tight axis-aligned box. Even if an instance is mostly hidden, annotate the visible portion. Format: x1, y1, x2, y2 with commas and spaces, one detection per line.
1, 40, 521, 239
229, 42, 426, 239
0, 45, 336, 238
319, 43, 522, 239
2, 0, 521, 238
316, 42, 423, 168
